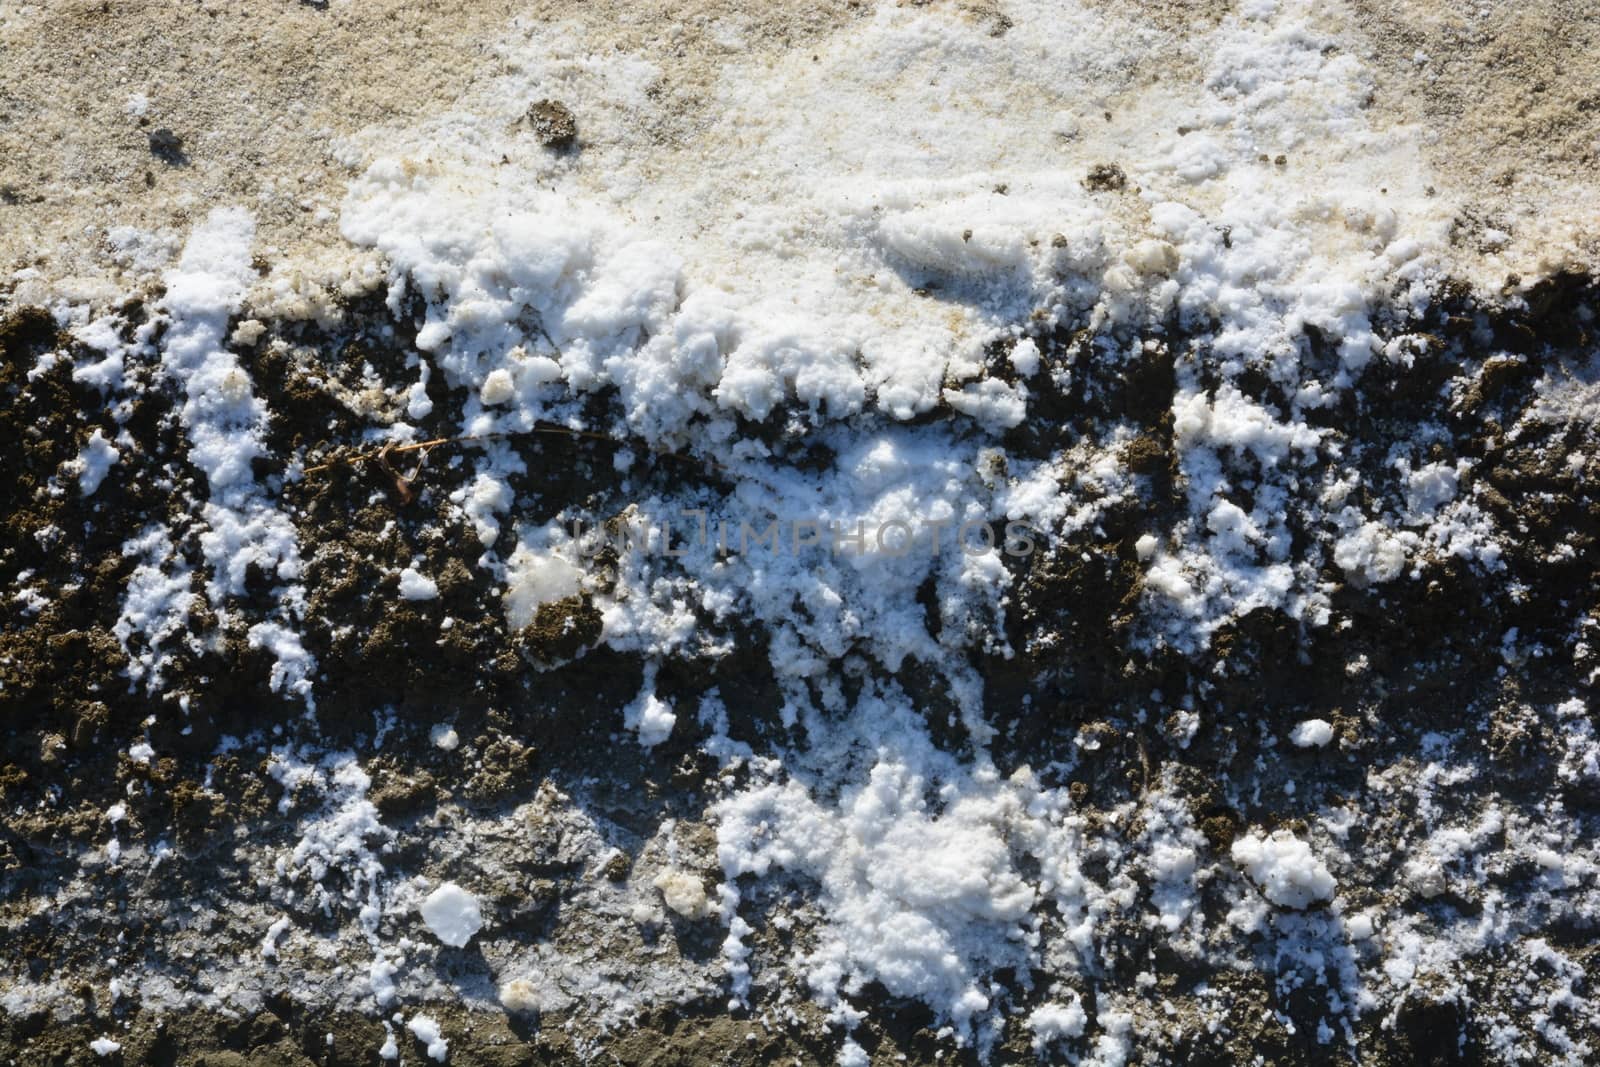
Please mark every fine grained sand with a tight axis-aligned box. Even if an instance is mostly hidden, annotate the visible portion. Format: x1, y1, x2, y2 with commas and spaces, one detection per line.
2, 0, 1595, 297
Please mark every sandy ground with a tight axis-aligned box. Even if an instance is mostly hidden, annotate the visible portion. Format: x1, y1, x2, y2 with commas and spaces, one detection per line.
2, 1, 1595, 296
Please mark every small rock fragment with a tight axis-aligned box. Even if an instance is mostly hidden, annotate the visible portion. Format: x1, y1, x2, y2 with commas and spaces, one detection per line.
1083, 162, 1127, 191
528, 99, 577, 148
147, 127, 186, 164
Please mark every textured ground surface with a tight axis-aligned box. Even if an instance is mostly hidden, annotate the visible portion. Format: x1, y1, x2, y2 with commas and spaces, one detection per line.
2, 2, 1598, 1065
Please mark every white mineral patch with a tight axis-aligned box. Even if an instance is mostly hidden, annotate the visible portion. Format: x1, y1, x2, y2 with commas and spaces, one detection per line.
420, 883, 483, 948
398, 567, 440, 601
1231, 830, 1336, 909
652, 870, 711, 919
504, 545, 583, 630
1290, 719, 1335, 748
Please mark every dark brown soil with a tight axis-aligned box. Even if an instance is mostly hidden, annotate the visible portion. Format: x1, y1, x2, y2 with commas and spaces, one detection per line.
1, 267, 1597, 1065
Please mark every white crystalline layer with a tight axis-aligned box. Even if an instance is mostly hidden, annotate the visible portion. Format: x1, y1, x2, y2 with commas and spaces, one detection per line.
160, 208, 269, 498
407, 1014, 449, 1062
70, 316, 127, 392
267, 751, 391, 931
247, 622, 317, 707
160, 207, 314, 702
942, 379, 1028, 429
1231, 830, 1336, 909
480, 368, 516, 406
260, 915, 291, 960
40, 0, 1581, 1051
334, 0, 1447, 461
113, 526, 194, 690
1333, 521, 1409, 585
717, 749, 1047, 1031
324, 0, 1511, 681
369, 955, 398, 1008
1290, 719, 1335, 748
1405, 461, 1461, 516
420, 883, 483, 948
837, 1038, 870, 1067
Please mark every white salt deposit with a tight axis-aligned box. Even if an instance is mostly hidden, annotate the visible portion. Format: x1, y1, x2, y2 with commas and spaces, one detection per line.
420, 883, 483, 948
498, 978, 541, 1015
70, 429, 120, 495
113, 526, 195, 690
157, 208, 314, 705
626, 691, 677, 749
407, 1013, 449, 1061
397, 567, 440, 601
1027, 998, 1087, 1049
652, 870, 711, 919
13, 0, 1594, 1058
1290, 719, 1335, 748
1231, 830, 1336, 909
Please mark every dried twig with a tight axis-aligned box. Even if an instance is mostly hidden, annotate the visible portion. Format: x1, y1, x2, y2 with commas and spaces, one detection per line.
373, 442, 425, 504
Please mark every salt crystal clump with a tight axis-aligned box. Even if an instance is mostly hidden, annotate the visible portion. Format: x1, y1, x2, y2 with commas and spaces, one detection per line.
1333, 521, 1407, 584
503, 545, 582, 629
1231, 830, 1336, 908
72, 429, 121, 496
498, 978, 542, 1014
652, 869, 711, 918
407, 1014, 449, 1061
1027, 998, 1087, 1050
1008, 337, 1041, 377
1405, 461, 1460, 515
479, 368, 516, 406
627, 692, 677, 748
397, 567, 439, 601
837, 1038, 870, 1067
1289, 719, 1334, 748
420, 882, 482, 947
